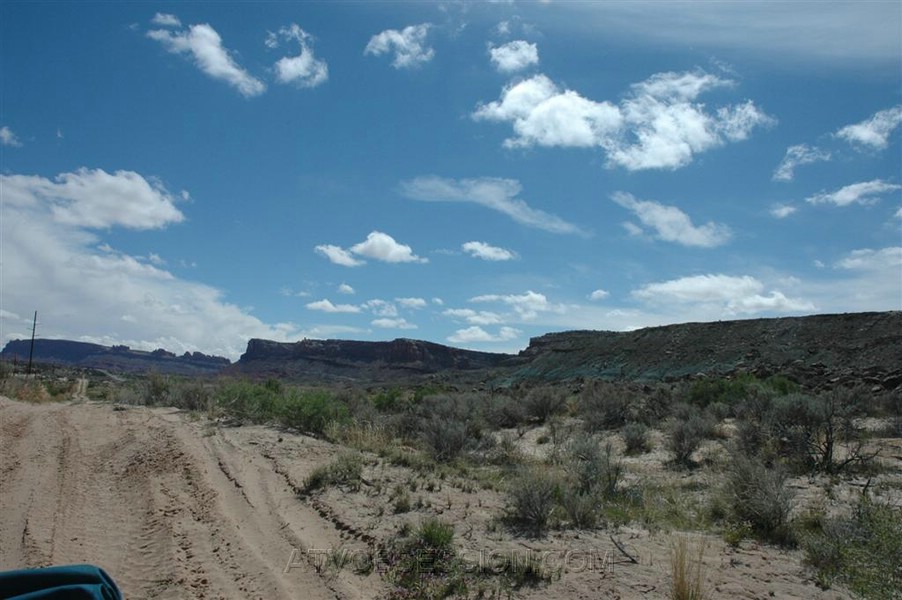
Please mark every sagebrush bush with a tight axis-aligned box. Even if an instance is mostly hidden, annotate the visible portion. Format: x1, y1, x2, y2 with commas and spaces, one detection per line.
565, 434, 622, 498
622, 422, 651, 455
580, 380, 632, 431
303, 451, 364, 493
505, 467, 559, 533
523, 386, 568, 423
722, 455, 794, 545
668, 414, 707, 467
485, 394, 528, 429
278, 389, 350, 435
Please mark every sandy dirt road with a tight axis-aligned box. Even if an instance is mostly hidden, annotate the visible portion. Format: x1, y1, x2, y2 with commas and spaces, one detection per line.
0, 396, 381, 600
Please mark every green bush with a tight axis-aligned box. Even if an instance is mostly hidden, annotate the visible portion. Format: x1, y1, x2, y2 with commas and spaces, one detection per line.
277, 388, 350, 435
303, 451, 363, 493
802, 494, 902, 598
668, 414, 707, 468
565, 434, 622, 498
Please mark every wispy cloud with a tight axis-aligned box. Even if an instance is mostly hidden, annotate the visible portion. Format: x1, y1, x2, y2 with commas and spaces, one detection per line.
836, 105, 902, 150
401, 176, 583, 235
306, 299, 361, 313
365, 24, 433, 69
473, 70, 773, 170
315, 244, 365, 267
470, 290, 565, 320
462, 241, 517, 261
612, 192, 732, 248
489, 40, 538, 73
589, 289, 610, 301
266, 24, 328, 88
773, 144, 832, 181
770, 204, 798, 219
806, 179, 902, 207
151, 13, 181, 28
147, 19, 266, 97
443, 308, 504, 326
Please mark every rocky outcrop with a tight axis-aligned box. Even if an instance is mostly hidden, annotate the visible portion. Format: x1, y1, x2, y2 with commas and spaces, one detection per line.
507, 311, 902, 390
230, 337, 512, 381
0, 339, 231, 376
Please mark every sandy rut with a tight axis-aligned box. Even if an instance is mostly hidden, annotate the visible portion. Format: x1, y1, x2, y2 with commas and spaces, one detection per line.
0, 396, 380, 600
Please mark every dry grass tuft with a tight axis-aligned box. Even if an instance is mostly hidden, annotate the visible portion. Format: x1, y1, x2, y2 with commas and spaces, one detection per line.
670, 535, 708, 600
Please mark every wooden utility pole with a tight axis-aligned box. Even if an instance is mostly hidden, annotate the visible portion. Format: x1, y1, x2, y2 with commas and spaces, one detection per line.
26, 311, 36, 376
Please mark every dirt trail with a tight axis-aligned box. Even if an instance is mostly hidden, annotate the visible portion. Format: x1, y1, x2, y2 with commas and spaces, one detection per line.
0, 397, 382, 599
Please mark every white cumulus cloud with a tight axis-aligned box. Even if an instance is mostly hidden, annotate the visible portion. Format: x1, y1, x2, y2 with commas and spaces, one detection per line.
612, 192, 731, 248
806, 179, 902, 207
447, 326, 520, 344
364, 24, 433, 69
397, 297, 428, 309
338, 283, 355, 295
589, 289, 610, 301
148, 20, 266, 97
473, 69, 773, 171
632, 274, 814, 315
0, 168, 305, 359
350, 231, 427, 263
2, 168, 185, 230
461, 241, 517, 261
401, 176, 583, 235
834, 247, 902, 271
772, 144, 832, 181
470, 290, 564, 320
443, 308, 504, 326
836, 105, 902, 150
372, 318, 417, 330
489, 40, 539, 73
1, 126, 22, 147
267, 24, 328, 88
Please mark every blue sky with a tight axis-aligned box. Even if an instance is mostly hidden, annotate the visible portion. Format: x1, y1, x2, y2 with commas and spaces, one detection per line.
1, 1, 900, 360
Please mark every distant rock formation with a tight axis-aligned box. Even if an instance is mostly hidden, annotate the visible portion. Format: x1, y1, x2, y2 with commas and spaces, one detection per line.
0, 339, 231, 376
506, 311, 902, 390
228, 337, 512, 382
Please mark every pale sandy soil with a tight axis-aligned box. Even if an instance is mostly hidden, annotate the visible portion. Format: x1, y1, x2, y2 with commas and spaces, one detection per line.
2, 396, 887, 599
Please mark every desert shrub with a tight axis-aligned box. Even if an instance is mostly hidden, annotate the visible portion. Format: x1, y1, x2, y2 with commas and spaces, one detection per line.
565, 434, 622, 498
170, 380, 213, 412
414, 394, 488, 462
505, 467, 559, 533
215, 379, 281, 423
802, 493, 902, 598
670, 536, 708, 600
668, 414, 707, 468
522, 386, 568, 423
489, 431, 524, 467
373, 387, 404, 412
141, 373, 172, 405
558, 486, 600, 529
770, 388, 876, 474
420, 416, 469, 462
722, 454, 794, 545
303, 451, 363, 493
383, 518, 467, 599
580, 380, 632, 431
622, 422, 651, 455
705, 401, 731, 421
485, 394, 528, 429
277, 388, 350, 435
